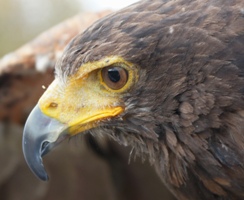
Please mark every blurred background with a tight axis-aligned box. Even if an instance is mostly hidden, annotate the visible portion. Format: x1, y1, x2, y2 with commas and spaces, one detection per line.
0, 0, 139, 57
0, 0, 175, 200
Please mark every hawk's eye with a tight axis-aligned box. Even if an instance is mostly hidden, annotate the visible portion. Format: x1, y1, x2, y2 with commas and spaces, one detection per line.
101, 66, 128, 90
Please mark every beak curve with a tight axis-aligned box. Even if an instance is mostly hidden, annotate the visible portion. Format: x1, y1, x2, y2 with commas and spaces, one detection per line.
22, 105, 68, 181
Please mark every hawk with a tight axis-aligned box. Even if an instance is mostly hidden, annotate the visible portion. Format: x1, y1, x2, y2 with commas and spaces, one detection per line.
23, 0, 244, 199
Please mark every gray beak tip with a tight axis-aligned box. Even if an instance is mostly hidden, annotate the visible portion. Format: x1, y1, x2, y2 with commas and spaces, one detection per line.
22, 105, 67, 181
22, 130, 49, 181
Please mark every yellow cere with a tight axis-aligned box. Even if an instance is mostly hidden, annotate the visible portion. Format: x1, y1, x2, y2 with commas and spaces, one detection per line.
38, 56, 138, 136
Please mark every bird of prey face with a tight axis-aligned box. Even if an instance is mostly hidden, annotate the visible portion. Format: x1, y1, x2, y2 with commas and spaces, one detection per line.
23, 0, 244, 199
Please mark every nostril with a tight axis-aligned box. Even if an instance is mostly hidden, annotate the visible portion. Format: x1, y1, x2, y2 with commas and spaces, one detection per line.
49, 102, 58, 108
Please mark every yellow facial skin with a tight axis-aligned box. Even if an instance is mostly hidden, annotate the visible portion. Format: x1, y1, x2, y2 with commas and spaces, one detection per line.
38, 56, 138, 136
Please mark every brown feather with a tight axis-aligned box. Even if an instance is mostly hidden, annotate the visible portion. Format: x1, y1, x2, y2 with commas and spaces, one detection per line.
57, 0, 244, 199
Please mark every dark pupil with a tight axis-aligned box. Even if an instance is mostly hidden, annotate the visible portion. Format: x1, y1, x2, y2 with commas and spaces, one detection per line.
108, 68, 120, 83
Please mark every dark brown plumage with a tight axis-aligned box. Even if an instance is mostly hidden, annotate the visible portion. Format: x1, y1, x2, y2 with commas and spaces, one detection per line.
23, 0, 244, 199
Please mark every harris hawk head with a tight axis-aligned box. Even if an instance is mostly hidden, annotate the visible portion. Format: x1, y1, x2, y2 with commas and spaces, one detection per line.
23, 0, 244, 199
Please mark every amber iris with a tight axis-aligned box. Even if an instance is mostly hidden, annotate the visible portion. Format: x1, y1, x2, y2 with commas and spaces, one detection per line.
101, 66, 128, 90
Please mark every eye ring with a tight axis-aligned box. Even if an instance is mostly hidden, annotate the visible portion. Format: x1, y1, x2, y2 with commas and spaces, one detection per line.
101, 65, 128, 90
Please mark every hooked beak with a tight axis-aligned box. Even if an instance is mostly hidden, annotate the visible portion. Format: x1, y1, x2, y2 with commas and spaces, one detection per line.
22, 105, 68, 181
22, 57, 129, 181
